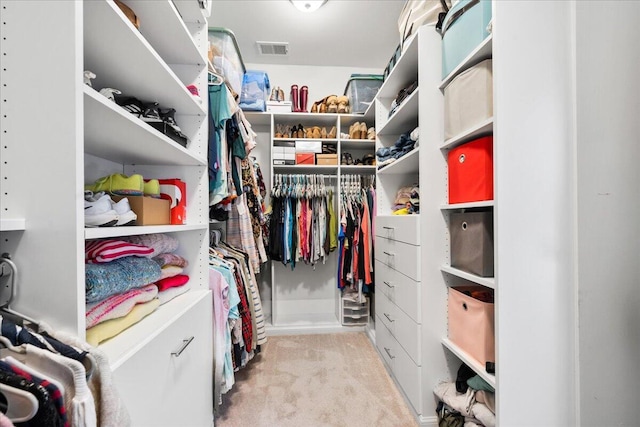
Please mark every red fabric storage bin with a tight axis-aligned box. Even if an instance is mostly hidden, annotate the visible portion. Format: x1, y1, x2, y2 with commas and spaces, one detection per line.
296, 153, 315, 165
448, 286, 495, 366
448, 136, 493, 204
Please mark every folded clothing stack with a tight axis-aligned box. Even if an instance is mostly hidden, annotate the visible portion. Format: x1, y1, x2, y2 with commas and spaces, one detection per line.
391, 184, 419, 215
376, 127, 419, 169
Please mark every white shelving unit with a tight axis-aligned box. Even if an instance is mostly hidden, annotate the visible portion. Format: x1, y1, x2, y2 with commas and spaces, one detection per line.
0, 1, 213, 425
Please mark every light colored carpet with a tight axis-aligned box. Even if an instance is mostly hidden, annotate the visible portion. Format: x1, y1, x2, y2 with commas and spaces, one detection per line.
214, 332, 418, 427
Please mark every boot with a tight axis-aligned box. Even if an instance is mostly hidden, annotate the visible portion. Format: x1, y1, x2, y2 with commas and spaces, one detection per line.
299, 85, 308, 113
290, 84, 300, 112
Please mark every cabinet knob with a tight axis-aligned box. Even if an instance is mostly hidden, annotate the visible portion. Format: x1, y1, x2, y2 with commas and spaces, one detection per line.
171, 336, 195, 357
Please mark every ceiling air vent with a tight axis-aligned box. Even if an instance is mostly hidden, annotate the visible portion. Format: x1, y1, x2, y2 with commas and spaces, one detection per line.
257, 41, 289, 56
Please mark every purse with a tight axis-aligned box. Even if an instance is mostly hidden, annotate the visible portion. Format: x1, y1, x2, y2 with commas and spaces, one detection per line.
398, 0, 450, 50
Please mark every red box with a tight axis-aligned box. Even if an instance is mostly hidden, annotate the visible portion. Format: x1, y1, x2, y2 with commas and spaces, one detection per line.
448, 136, 493, 204
159, 179, 186, 225
296, 153, 315, 165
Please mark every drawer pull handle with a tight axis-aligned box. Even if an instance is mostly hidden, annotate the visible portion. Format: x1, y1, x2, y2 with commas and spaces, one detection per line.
382, 226, 394, 230
383, 281, 394, 288
384, 313, 395, 322
384, 347, 396, 359
383, 251, 395, 257
171, 336, 194, 357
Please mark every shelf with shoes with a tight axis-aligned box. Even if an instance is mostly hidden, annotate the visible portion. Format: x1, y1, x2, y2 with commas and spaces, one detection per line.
2, 1, 213, 425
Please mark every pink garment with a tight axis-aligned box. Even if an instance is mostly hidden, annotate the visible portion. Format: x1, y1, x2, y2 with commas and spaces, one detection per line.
86, 284, 158, 328
209, 268, 231, 408
0, 412, 14, 427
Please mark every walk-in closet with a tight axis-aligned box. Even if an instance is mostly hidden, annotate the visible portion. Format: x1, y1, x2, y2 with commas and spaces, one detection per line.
0, 1, 638, 426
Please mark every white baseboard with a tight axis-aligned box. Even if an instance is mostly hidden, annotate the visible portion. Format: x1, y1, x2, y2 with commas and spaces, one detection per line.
419, 415, 438, 427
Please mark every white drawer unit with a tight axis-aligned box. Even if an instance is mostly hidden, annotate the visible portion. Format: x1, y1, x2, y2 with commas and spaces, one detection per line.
340, 296, 370, 326
376, 291, 421, 365
376, 259, 421, 324
111, 292, 213, 427
376, 215, 421, 246
375, 236, 421, 282
375, 316, 422, 414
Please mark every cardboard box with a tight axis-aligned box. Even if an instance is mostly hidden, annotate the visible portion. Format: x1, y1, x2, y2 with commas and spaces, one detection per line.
295, 140, 322, 153
112, 195, 170, 226
273, 159, 295, 165
158, 179, 187, 225
316, 154, 338, 165
296, 153, 315, 165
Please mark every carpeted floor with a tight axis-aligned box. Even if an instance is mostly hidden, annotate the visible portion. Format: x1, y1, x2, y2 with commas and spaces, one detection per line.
214, 332, 418, 427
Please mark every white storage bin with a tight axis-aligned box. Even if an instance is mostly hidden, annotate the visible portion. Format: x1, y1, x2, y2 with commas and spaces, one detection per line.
444, 59, 493, 140
341, 296, 369, 326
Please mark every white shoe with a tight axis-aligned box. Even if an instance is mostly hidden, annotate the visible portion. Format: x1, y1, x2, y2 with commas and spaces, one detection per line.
111, 197, 137, 226
84, 192, 119, 227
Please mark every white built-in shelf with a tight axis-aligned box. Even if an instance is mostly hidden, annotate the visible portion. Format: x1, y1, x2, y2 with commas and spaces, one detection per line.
363, 100, 376, 121
440, 36, 493, 91
340, 165, 377, 173
273, 138, 338, 144
84, 0, 205, 117
85, 223, 208, 240
440, 200, 494, 210
171, 0, 207, 24
0, 219, 26, 232
340, 139, 376, 149
377, 33, 420, 100
84, 87, 207, 166
441, 264, 495, 289
244, 111, 272, 126
377, 148, 420, 175
100, 290, 210, 370
340, 110, 375, 124
377, 88, 420, 136
273, 164, 338, 174
273, 112, 340, 126
441, 117, 494, 151
442, 338, 496, 388
126, 1, 205, 67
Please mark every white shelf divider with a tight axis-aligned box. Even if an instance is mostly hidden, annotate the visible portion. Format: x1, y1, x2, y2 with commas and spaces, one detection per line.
377, 88, 420, 136
377, 148, 420, 175
442, 338, 496, 387
85, 224, 208, 240
441, 264, 495, 289
439, 36, 493, 91
0, 219, 26, 232
441, 117, 494, 151
440, 200, 494, 210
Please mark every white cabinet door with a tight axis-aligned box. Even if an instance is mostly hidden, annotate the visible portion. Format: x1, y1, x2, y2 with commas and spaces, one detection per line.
112, 293, 213, 427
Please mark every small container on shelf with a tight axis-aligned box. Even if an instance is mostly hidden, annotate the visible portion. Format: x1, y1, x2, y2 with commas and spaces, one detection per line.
112, 195, 170, 226
316, 154, 338, 165
158, 179, 186, 225
447, 136, 493, 204
341, 296, 370, 326
239, 70, 270, 112
344, 74, 384, 114
441, 0, 492, 79
448, 285, 495, 367
295, 153, 315, 165
267, 101, 292, 113
450, 210, 494, 277
208, 27, 246, 96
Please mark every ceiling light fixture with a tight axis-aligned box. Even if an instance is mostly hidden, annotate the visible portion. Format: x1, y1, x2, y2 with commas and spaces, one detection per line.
290, 0, 327, 13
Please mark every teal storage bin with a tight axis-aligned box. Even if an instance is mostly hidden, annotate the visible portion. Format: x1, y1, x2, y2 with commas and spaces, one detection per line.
441, 0, 492, 79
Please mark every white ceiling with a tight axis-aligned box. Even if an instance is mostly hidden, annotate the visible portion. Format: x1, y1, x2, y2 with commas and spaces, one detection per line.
208, 0, 406, 70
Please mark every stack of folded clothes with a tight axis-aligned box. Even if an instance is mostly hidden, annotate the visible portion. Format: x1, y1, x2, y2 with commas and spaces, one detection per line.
391, 184, 419, 215
376, 127, 419, 169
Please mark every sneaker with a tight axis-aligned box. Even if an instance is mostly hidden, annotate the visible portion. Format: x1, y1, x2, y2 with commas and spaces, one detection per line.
98, 88, 122, 102
143, 179, 160, 198
84, 70, 96, 87
85, 174, 144, 196
141, 102, 162, 123
159, 108, 189, 141
114, 94, 145, 117
111, 197, 137, 226
186, 85, 201, 104
84, 192, 119, 227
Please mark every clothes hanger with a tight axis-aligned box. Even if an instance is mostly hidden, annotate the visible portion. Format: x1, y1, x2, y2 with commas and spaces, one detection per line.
0, 254, 39, 330
0, 383, 39, 423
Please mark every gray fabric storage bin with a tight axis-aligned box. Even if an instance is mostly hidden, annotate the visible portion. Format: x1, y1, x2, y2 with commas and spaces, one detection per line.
450, 210, 494, 277
444, 59, 493, 140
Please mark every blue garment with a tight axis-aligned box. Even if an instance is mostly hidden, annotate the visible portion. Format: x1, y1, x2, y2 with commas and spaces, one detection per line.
208, 84, 232, 192
85, 257, 162, 303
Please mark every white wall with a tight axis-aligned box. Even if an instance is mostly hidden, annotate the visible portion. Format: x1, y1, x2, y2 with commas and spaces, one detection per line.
245, 63, 383, 111
576, 2, 640, 425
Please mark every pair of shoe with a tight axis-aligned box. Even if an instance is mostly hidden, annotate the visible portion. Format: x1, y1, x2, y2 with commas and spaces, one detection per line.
270, 86, 285, 102
341, 152, 354, 165
291, 85, 308, 112
349, 122, 368, 140
85, 173, 159, 197
84, 191, 137, 227
113, 93, 188, 145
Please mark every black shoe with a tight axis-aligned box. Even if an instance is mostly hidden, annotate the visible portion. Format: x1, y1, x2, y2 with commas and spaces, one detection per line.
141, 102, 162, 123
114, 94, 145, 117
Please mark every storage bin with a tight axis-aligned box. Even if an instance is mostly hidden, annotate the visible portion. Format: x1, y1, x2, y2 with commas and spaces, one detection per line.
295, 140, 322, 153
450, 210, 493, 277
239, 70, 270, 112
158, 178, 186, 225
344, 74, 383, 114
448, 136, 493, 204
444, 59, 493, 139
112, 195, 170, 226
295, 153, 315, 165
316, 154, 338, 165
441, 0, 492, 79
448, 286, 495, 366
267, 101, 292, 113
341, 296, 369, 326
208, 28, 246, 96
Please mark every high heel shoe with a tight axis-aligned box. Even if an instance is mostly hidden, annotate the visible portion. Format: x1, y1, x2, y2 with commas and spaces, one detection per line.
337, 95, 350, 114
321, 127, 328, 139
349, 122, 360, 140
367, 127, 376, 140
359, 122, 367, 139
297, 124, 305, 138
328, 126, 337, 139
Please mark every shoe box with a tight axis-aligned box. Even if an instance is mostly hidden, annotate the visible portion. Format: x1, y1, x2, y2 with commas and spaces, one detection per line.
316, 154, 338, 165
112, 195, 170, 226
266, 101, 293, 113
295, 153, 315, 165
273, 142, 295, 165
158, 179, 187, 225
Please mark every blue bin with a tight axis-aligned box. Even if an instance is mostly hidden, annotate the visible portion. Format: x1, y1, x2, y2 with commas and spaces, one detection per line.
239, 70, 270, 112
441, 0, 492, 79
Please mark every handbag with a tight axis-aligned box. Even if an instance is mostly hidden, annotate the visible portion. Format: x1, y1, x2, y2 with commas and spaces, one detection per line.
398, 0, 450, 50
436, 401, 464, 427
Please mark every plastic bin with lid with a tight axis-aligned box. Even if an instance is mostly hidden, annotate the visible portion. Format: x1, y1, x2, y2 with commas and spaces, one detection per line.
344, 74, 383, 114
208, 28, 246, 96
